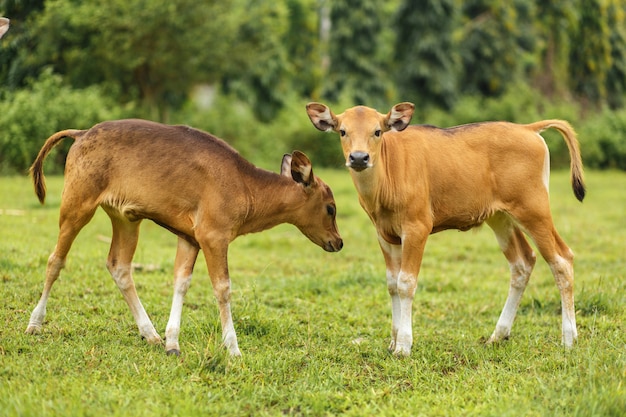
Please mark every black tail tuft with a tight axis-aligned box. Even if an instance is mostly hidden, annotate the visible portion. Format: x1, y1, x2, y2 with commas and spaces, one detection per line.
573, 177, 586, 202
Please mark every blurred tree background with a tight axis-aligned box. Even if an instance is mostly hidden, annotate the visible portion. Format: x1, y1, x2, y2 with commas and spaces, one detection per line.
1, 0, 626, 173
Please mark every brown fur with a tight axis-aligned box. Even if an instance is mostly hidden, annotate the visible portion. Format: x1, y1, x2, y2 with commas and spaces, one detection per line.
26, 119, 342, 356
307, 102, 584, 355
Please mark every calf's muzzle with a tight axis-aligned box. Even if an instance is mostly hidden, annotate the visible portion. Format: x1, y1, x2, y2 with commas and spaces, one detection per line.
348, 151, 370, 171
325, 238, 344, 252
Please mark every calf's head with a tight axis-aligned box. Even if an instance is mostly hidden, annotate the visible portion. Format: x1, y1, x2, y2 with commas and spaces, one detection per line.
281, 151, 343, 252
306, 102, 414, 172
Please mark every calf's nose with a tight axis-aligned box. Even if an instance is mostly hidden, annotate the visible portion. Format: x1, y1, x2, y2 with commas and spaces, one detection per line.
326, 238, 343, 252
348, 152, 370, 171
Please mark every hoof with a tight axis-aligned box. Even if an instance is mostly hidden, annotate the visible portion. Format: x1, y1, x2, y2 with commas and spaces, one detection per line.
25, 325, 42, 335
226, 346, 242, 357
166, 349, 181, 356
391, 335, 412, 357
486, 333, 510, 345
562, 332, 577, 349
392, 347, 411, 357
141, 334, 163, 345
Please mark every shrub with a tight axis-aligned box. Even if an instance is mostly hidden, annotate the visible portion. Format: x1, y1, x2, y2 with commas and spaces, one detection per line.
579, 108, 626, 170
2, 75, 624, 174
0, 69, 129, 174
172, 91, 345, 170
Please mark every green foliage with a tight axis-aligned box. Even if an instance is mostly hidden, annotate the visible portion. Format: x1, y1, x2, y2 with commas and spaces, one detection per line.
221, 1, 292, 122
394, 0, 459, 111
172, 91, 284, 169
0, 0, 45, 88
26, 0, 238, 120
0, 73, 622, 174
569, 0, 613, 109
533, 1, 577, 97
415, 84, 615, 170
579, 108, 626, 169
2, 0, 626, 171
416, 85, 539, 128
1, 170, 625, 415
0, 69, 127, 174
284, 0, 323, 98
458, 0, 537, 96
172, 91, 345, 170
322, 0, 391, 108
605, 0, 626, 109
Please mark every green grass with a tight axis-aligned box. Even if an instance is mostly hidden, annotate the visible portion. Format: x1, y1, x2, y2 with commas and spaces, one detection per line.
1, 169, 625, 416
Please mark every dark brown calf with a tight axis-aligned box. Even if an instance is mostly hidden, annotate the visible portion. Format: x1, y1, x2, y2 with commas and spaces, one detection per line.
26, 119, 343, 356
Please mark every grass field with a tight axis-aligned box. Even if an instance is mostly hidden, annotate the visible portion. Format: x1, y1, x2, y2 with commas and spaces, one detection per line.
1, 169, 625, 416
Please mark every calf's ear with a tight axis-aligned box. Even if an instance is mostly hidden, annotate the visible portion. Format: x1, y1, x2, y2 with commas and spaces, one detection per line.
386, 102, 414, 132
0, 18, 9, 39
306, 102, 338, 132
281, 154, 293, 177
282, 150, 315, 187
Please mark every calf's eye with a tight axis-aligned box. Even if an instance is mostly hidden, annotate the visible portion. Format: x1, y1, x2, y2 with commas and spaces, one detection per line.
326, 205, 336, 216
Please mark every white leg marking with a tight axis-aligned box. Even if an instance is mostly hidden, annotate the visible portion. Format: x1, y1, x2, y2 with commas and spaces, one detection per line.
109, 265, 161, 344
26, 300, 48, 332
165, 273, 193, 354
394, 270, 416, 356
487, 215, 536, 344
220, 302, 240, 356
550, 255, 577, 347
211, 279, 241, 356
26, 253, 65, 333
378, 236, 403, 353
489, 259, 533, 343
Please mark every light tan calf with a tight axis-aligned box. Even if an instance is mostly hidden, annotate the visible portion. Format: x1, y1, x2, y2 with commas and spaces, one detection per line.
307, 102, 585, 356
26, 119, 343, 356
0, 17, 9, 39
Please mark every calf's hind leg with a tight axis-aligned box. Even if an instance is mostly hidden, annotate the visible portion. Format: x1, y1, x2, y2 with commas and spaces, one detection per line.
511, 204, 578, 347
527, 224, 577, 347
26, 199, 98, 334
486, 214, 536, 344
105, 210, 161, 344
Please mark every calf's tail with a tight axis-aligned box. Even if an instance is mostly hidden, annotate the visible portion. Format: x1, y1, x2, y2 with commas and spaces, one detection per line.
526, 119, 586, 202
30, 129, 84, 204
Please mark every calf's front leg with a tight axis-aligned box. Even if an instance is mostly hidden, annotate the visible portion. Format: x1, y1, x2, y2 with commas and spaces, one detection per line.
106, 215, 161, 344
380, 227, 428, 357
199, 236, 241, 356
165, 237, 199, 356
378, 237, 402, 352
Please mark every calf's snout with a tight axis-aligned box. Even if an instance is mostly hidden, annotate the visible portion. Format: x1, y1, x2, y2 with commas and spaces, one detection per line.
348, 151, 370, 171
